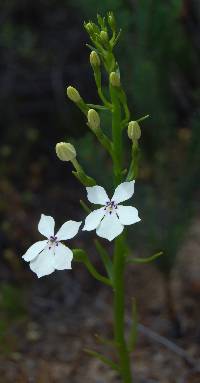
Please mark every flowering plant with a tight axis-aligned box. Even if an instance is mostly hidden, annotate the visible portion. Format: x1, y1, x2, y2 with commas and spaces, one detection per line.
23, 12, 162, 383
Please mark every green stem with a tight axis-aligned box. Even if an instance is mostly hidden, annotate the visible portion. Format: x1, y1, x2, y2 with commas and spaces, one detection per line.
113, 235, 132, 382
110, 85, 123, 186
110, 82, 132, 382
73, 249, 112, 287
92, 126, 113, 155
97, 86, 111, 108
93, 67, 112, 109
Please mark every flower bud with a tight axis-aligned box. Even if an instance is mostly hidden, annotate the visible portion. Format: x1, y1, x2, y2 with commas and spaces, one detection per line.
66, 86, 81, 103
90, 51, 100, 67
87, 109, 100, 131
100, 30, 109, 44
84, 22, 94, 34
107, 12, 116, 31
128, 121, 141, 141
110, 72, 120, 87
56, 142, 76, 162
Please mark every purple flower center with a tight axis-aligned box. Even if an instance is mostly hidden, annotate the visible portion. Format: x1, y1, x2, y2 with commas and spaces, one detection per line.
104, 200, 118, 214
48, 236, 59, 250
50, 235, 57, 242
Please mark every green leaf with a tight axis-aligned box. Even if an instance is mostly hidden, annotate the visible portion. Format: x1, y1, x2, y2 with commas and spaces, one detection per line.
112, 29, 122, 47
84, 348, 120, 371
87, 103, 108, 110
86, 43, 101, 54
127, 251, 163, 264
137, 114, 150, 123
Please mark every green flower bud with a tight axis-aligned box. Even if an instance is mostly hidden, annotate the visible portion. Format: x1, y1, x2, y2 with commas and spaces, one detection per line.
56, 142, 76, 162
107, 11, 116, 31
84, 22, 93, 34
87, 109, 100, 131
128, 121, 141, 141
66, 86, 81, 103
90, 51, 100, 67
100, 30, 109, 44
110, 72, 120, 87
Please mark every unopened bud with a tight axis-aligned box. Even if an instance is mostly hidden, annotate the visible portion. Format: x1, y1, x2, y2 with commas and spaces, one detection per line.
84, 22, 93, 34
110, 72, 120, 87
90, 51, 100, 67
66, 86, 81, 103
100, 30, 109, 44
56, 142, 76, 162
128, 121, 141, 141
88, 109, 100, 131
108, 11, 116, 31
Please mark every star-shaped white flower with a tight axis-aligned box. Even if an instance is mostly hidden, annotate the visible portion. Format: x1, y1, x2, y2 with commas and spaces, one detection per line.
83, 181, 140, 241
22, 214, 81, 278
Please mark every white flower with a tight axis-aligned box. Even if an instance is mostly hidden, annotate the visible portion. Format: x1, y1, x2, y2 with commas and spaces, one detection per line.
22, 214, 81, 278
83, 181, 140, 241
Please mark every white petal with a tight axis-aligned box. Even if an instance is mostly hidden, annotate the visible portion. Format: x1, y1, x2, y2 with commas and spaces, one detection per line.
30, 247, 55, 278
56, 220, 81, 241
54, 243, 73, 270
117, 205, 141, 225
86, 185, 109, 205
83, 208, 105, 231
38, 214, 55, 238
112, 181, 135, 204
96, 213, 124, 241
22, 240, 47, 262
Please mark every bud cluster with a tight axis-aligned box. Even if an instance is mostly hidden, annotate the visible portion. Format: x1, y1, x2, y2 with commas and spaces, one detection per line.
84, 12, 119, 73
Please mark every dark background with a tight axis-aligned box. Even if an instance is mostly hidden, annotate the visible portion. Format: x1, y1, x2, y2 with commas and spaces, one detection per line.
0, 1, 200, 382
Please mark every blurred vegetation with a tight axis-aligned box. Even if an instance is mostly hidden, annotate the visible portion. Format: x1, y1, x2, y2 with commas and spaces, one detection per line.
0, 283, 26, 354
0, 1, 200, 285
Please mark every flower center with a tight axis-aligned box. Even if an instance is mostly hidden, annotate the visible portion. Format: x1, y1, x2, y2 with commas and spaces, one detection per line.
104, 200, 118, 214
48, 236, 59, 249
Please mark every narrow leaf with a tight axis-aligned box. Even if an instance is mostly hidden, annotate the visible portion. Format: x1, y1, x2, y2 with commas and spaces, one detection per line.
127, 251, 163, 264
86, 43, 100, 53
84, 348, 120, 371
112, 29, 122, 47
87, 103, 108, 110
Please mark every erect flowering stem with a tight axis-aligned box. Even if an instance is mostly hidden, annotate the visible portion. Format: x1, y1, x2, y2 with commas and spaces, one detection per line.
65, 14, 143, 382
113, 235, 132, 382
110, 77, 133, 381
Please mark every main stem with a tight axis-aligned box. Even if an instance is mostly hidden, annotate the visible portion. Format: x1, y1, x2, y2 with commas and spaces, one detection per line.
111, 86, 132, 383
113, 236, 132, 382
